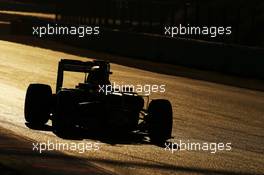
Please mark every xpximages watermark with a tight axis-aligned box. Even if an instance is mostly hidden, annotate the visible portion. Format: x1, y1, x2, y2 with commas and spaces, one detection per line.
99, 82, 166, 95
32, 23, 100, 38
164, 24, 232, 38
32, 140, 100, 153
165, 140, 232, 154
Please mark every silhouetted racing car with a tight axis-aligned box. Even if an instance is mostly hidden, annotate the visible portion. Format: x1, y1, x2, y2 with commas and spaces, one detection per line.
24, 59, 173, 143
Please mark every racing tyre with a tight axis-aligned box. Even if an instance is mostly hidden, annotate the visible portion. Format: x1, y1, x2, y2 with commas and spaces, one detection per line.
24, 84, 52, 126
52, 90, 75, 137
148, 99, 173, 144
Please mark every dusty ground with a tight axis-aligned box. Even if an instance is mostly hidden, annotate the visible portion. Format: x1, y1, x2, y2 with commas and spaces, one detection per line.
0, 39, 263, 175
0, 127, 114, 175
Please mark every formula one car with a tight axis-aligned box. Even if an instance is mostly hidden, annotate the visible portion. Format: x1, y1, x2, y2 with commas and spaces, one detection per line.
24, 59, 173, 143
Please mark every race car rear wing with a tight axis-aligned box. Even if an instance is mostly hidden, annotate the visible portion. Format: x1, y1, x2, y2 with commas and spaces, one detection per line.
56, 59, 111, 92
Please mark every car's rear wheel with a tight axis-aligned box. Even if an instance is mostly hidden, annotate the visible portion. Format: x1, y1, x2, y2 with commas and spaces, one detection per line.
24, 84, 52, 126
52, 90, 75, 137
148, 99, 173, 144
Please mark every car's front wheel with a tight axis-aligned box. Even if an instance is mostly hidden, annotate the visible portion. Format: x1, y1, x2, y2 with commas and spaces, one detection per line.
148, 99, 173, 144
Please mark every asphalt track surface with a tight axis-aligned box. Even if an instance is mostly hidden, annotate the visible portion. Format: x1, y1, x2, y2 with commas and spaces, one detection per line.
0, 40, 263, 175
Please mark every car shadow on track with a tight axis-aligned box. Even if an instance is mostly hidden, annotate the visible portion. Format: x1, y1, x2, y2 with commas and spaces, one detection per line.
24, 122, 176, 148
25, 122, 53, 131
3, 126, 260, 175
